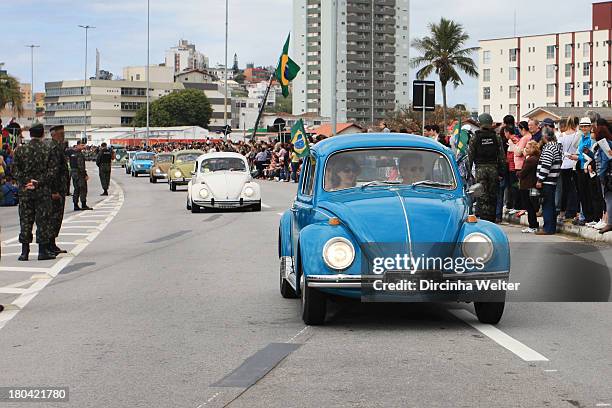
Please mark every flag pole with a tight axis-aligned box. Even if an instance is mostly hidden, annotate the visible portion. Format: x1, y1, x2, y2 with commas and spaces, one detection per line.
251, 72, 275, 140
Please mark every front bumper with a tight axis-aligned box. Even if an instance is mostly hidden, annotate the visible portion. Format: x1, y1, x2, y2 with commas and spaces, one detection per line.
152, 173, 167, 179
133, 168, 151, 174
169, 178, 189, 185
307, 271, 510, 289
193, 199, 260, 209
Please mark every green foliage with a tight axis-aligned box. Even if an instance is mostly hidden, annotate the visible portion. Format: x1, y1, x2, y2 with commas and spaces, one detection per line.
265, 93, 292, 114
385, 104, 471, 135
410, 18, 478, 132
133, 89, 213, 127
0, 72, 24, 115
234, 73, 245, 84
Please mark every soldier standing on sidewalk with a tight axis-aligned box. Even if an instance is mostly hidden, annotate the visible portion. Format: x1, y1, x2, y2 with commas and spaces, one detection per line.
96, 142, 113, 195
47, 125, 70, 255
68, 141, 93, 211
467, 113, 507, 222
12, 123, 59, 261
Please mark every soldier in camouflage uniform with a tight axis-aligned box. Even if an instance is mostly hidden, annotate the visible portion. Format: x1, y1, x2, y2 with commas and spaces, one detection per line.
96, 142, 113, 195
68, 141, 93, 211
12, 123, 60, 261
466, 113, 507, 222
47, 125, 70, 255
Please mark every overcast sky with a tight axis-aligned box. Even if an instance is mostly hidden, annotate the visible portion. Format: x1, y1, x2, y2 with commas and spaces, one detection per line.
0, 0, 597, 109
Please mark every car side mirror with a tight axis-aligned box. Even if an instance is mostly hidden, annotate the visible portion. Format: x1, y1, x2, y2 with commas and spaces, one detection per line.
467, 183, 484, 198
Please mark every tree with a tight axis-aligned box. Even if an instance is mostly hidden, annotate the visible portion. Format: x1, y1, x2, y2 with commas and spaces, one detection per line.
410, 18, 478, 134
264, 93, 292, 114
0, 72, 24, 116
234, 73, 245, 84
133, 89, 213, 127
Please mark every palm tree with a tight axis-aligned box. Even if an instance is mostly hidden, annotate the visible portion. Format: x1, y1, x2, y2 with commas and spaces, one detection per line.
410, 18, 478, 134
0, 72, 24, 116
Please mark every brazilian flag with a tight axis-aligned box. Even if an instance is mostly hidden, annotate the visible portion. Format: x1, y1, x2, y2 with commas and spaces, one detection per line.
291, 119, 309, 158
453, 118, 469, 159
276, 34, 300, 98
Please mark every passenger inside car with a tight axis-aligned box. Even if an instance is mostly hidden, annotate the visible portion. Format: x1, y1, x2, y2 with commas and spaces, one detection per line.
398, 153, 427, 185
325, 156, 361, 191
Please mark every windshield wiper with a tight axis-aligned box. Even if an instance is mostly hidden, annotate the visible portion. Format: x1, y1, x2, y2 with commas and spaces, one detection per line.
360, 180, 401, 189
410, 180, 454, 189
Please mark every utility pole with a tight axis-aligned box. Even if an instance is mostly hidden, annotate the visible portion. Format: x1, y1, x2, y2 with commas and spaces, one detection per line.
25, 44, 40, 104
146, 0, 150, 147
224, 0, 229, 139
331, 0, 338, 136
78, 25, 95, 142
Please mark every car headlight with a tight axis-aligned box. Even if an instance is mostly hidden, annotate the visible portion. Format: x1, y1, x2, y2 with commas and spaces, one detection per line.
244, 186, 254, 197
155, 168, 161, 173
174, 170, 182, 178
199, 187, 209, 199
137, 164, 142, 168
322, 237, 355, 270
461, 232, 494, 264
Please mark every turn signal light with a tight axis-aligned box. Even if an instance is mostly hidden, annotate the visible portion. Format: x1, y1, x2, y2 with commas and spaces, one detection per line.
466, 215, 478, 223
329, 217, 341, 226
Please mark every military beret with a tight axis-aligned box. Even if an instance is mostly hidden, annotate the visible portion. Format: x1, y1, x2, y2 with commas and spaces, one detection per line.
29, 123, 44, 138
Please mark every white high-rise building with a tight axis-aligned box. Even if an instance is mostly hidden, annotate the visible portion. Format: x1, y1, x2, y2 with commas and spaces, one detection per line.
292, 0, 410, 126
164, 39, 209, 75
478, 1, 612, 122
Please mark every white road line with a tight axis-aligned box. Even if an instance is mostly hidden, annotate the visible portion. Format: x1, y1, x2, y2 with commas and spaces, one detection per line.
277, 212, 284, 216
449, 309, 549, 362
287, 326, 309, 343
596, 403, 611, 407
0, 179, 124, 330
261, 203, 271, 209
543, 369, 558, 372
57, 232, 90, 236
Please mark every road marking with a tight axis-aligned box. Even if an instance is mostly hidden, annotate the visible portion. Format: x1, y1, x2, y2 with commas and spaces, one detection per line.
449, 309, 549, 362
261, 203, 271, 209
195, 392, 220, 408
288, 326, 309, 343
277, 212, 284, 216
596, 403, 611, 407
543, 369, 558, 372
0, 179, 124, 330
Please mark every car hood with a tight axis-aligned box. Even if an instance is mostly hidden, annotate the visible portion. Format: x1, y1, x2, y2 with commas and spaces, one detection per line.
318, 188, 466, 257
172, 162, 196, 175
198, 171, 249, 199
154, 162, 172, 172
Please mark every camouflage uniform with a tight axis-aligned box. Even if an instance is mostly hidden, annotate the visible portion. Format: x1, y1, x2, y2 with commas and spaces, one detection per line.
467, 128, 506, 222
46, 139, 70, 239
12, 138, 59, 244
96, 147, 112, 193
69, 149, 88, 207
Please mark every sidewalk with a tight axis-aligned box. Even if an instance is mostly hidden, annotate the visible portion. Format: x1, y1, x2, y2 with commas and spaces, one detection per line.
502, 212, 612, 244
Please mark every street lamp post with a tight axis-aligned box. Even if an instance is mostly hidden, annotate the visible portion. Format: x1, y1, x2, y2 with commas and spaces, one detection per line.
78, 25, 95, 142
25, 44, 40, 105
224, 0, 229, 140
146, 0, 150, 148
331, 0, 337, 136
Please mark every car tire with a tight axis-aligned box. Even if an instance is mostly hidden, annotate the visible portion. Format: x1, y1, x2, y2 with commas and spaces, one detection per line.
280, 265, 298, 299
170, 182, 176, 191
191, 202, 200, 213
253, 202, 262, 212
186, 198, 192, 210
301, 275, 326, 325
474, 302, 505, 324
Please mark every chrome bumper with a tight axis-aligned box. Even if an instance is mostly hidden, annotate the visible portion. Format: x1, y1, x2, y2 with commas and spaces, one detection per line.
193, 199, 260, 208
307, 271, 510, 289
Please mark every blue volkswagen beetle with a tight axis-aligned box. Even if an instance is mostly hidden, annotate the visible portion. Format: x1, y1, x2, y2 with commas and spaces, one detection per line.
278, 133, 510, 325
130, 151, 155, 177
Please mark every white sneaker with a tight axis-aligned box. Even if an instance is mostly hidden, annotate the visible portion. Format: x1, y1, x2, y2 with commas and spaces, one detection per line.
521, 227, 536, 233
594, 220, 607, 229
508, 209, 518, 215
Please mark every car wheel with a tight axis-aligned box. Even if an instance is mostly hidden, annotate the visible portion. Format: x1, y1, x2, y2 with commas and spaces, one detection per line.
474, 302, 505, 324
186, 197, 192, 210
170, 182, 176, 191
301, 275, 326, 325
253, 202, 262, 212
151, 177, 157, 183
191, 202, 200, 213
280, 260, 298, 299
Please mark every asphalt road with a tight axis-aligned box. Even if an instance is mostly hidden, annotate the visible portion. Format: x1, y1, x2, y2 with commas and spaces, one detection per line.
0, 164, 610, 408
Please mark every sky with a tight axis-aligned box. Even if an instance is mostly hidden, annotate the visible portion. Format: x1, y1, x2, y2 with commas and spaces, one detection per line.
0, 0, 598, 109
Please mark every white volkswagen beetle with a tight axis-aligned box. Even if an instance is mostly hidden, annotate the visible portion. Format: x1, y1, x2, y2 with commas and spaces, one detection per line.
187, 152, 261, 213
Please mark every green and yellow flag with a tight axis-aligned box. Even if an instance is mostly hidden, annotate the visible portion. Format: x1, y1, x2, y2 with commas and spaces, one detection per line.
453, 118, 469, 158
291, 119, 309, 158
276, 34, 300, 98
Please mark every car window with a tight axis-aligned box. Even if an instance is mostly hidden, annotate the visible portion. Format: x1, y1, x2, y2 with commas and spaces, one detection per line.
300, 157, 316, 196
324, 148, 456, 192
176, 153, 200, 163
200, 158, 247, 173
135, 153, 154, 160
156, 155, 173, 164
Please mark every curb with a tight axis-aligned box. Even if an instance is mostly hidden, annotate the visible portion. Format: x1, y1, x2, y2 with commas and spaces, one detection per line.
502, 213, 612, 244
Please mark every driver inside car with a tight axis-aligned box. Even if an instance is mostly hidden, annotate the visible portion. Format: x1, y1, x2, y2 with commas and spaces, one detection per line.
325, 156, 361, 191
398, 153, 427, 185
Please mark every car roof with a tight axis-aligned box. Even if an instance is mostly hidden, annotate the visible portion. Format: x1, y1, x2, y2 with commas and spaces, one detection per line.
312, 133, 448, 157
173, 149, 204, 156
197, 152, 247, 162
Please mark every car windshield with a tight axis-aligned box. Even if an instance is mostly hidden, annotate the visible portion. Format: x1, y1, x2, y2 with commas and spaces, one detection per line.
200, 157, 247, 173
156, 155, 173, 163
176, 153, 200, 162
323, 148, 456, 192
135, 153, 154, 161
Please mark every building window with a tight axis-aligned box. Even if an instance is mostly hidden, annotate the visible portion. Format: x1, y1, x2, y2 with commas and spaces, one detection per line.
483, 105, 490, 114
483, 87, 491, 100
546, 45, 556, 59
483, 51, 491, 64
583, 82, 590, 96
583, 42, 590, 57
509, 67, 518, 81
565, 44, 572, 58
483, 69, 490, 82
583, 63, 590, 77
509, 104, 518, 117
121, 117, 133, 125
565, 63, 572, 78
565, 83, 572, 96
546, 64, 556, 79
121, 87, 146, 96
546, 84, 556, 97
509, 48, 518, 62
509, 86, 518, 99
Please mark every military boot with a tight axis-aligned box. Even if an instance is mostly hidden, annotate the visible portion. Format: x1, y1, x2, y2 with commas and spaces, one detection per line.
37, 243, 57, 261
17, 244, 30, 261
50, 239, 67, 255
